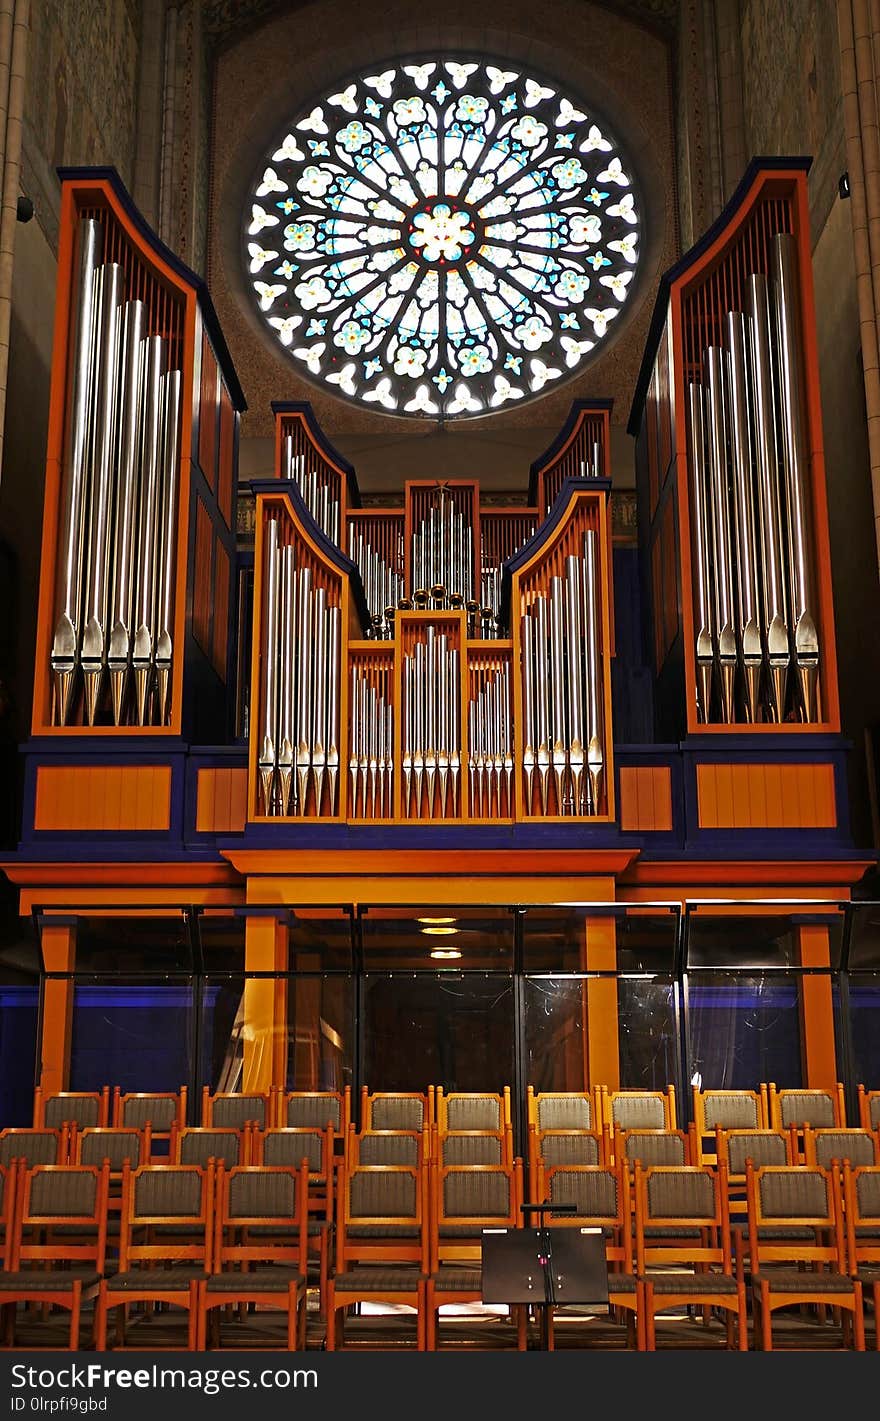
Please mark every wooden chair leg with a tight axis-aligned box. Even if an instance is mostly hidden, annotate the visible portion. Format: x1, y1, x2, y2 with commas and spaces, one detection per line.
854, 1283, 866, 1352
760, 1286, 773, 1351
69, 1283, 82, 1350
95, 1287, 108, 1351
287, 1286, 298, 1351
187, 1283, 198, 1351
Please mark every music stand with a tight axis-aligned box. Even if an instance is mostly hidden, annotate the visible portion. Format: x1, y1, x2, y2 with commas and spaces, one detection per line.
481, 1202, 609, 1350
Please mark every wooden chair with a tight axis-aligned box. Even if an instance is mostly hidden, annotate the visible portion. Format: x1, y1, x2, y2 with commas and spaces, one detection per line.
112, 1088, 187, 1153
0, 1163, 111, 1348
201, 1088, 271, 1131
75, 1126, 152, 1172
437, 1128, 513, 1168
425, 1160, 525, 1351
434, 1088, 511, 1135
766, 1083, 846, 1158
857, 1085, 880, 1134
804, 1127, 880, 1173
715, 1127, 794, 1228
745, 1161, 865, 1350
634, 1162, 748, 1350
33, 1086, 110, 1131
198, 1163, 310, 1350
345, 1127, 427, 1170
842, 1161, 880, 1349
536, 1159, 643, 1349
326, 1164, 429, 1350
0, 1128, 70, 1170
256, 1127, 335, 1316
0, 1163, 18, 1270
527, 1125, 608, 1204
691, 1087, 767, 1164
170, 1125, 253, 1169
359, 1088, 432, 1134
96, 1163, 215, 1350
273, 1086, 351, 1138
599, 1085, 677, 1134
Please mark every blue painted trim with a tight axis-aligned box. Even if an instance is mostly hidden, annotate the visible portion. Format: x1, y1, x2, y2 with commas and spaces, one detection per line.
248, 479, 371, 631
627, 156, 813, 435
527, 400, 614, 505
271, 400, 361, 507
57, 166, 247, 412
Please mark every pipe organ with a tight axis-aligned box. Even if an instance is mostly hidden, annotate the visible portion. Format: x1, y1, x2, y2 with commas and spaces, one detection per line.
630, 162, 838, 737
249, 404, 614, 824
33, 169, 243, 741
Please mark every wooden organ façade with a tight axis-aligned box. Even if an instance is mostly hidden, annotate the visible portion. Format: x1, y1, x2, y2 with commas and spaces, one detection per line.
0, 158, 873, 1103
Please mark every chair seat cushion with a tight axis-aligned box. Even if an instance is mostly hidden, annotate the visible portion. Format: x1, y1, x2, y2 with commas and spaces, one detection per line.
430, 1268, 482, 1292
206, 1268, 304, 1293
333, 1268, 424, 1292
347, 1224, 421, 1238
856, 1264, 880, 1281
439, 1225, 487, 1238
0, 1269, 100, 1292
607, 1273, 638, 1294
752, 1269, 855, 1293
104, 1267, 205, 1292
643, 1228, 703, 1240
644, 1271, 740, 1295
757, 1227, 817, 1241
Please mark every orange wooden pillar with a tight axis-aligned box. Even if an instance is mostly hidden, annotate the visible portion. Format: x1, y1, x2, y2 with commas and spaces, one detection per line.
242, 915, 289, 1093
797, 923, 838, 1091
39, 922, 74, 1095
583, 916, 619, 1092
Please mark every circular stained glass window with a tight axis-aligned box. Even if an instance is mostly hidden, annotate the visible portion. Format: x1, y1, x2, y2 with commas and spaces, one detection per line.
243, 56, 641, 419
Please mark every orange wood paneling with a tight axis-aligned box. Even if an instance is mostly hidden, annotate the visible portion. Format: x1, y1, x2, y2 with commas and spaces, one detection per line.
39, 923, 74, 1095
798, 925, 838, 1091
193, 496, 214, 657
34, 766, 172, 832
196, 768, 248, 833
696, 762, 837, 830
212, 538, 230, 679
618, 766, 674, 832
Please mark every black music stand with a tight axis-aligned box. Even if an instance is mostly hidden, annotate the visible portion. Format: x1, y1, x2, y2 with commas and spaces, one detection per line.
481, 1202, 609, 1350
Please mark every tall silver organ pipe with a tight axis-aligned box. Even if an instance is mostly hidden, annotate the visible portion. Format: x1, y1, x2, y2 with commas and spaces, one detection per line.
348, 524, 404, 638
409, 497, 473, 611
350, 668, 393, 819
772, 232, 819, 721
403, 633, 461, 819
258, 544, 341, 818
519, 542, 604, 816
52, 217, 103, 725
284, 437, 340, 546
81, 261, 124, 726
748, 271, 791, 722
468, 664, 513, 817
704, 346, 737, 725
49, 230, 184, 727
725, 311, 763, 723
686, 382, 716, 723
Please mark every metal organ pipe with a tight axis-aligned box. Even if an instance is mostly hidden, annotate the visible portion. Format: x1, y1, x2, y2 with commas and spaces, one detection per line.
583, 530, 604, 815
132, 334, 164, 728
258, 517, 280, 815
725, 311, 763, 723
704, 345, 737, 724
772, 231, 820, 721
154, 369, 182, 725
686, 381, 716, 723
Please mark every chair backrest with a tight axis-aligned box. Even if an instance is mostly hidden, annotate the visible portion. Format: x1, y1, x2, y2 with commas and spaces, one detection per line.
857, 1086, 880, 1132
843, 1162, 880, 1269
337, 1164, 428, 1271
172, 1126, 246, 1169
277, 1087, 350, 1134
618, 1129, 689, 1169
540, 1162, 633, 1271
634, 1164, 731, 1273
440, 1132, 504, 1166
120, 1164, 213, 1268
692, 1087, 765, 1142
0, 1162, 16, 1269
432, 1162, 522, 1269
12, 1163, 110, 1272
348, 1128, 423, 1168
718, 1128, 791, 1178
77, 1127, 150, 1172
745, 1162, 847, 1270
113, 1088, 186, 1134
0, 1128, 67, 1169
260, 1127, 332, 1176
527, 1087, 595, 1133
536, 1130, 603, 1169
601, 1086, 676, 1132
435, 1088, 511, 1134
360, 1089, 430, 1133
767, 1083, 845, 1131
215, 1163, 309, 1274
202, 1089, 270, 1129
34, 1087, 110, 1131
804, 1127, 880, 1171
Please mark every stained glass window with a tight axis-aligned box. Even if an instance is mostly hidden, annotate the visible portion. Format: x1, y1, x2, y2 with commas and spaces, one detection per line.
243, 57, 641, 419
